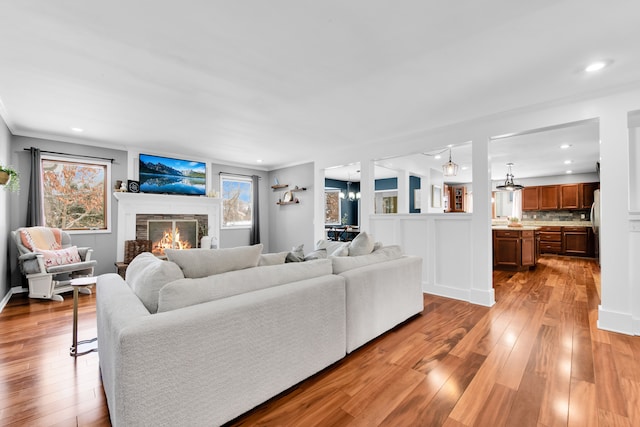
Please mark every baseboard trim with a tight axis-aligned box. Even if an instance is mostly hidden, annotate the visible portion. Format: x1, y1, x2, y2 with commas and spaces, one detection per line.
598, 305, 635, 335
469, 288, 496, 307
0, 287, 28, 314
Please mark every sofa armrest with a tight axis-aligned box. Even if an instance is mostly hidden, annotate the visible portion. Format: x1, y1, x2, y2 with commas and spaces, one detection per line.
341, 255, 423, 353
17, 252, 46, 275
77, 247, 93, 261
97, 274, 346, 427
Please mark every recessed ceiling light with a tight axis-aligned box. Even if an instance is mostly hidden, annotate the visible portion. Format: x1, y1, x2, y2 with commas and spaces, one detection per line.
585, 61, 607, 73
434, 155, 441, 160
560, 144, 572, 149
566, 170, 573, 174
71, 127, 84, 132
564, 160, 572, 165
256, 159, 263, 163
461, 166, 468, 170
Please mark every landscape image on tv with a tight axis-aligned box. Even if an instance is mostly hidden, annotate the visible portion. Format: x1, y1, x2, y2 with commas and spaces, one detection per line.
139, 154, 206, 196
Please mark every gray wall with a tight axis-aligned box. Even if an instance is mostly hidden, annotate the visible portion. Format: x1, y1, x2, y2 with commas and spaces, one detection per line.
268, 162, 315, 253
9, 136, 128, 287
0, 116, 11, 302
210, 163, 270, 251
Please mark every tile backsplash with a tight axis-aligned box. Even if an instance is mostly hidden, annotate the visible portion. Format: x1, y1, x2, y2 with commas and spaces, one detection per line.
521, 209, 590, 222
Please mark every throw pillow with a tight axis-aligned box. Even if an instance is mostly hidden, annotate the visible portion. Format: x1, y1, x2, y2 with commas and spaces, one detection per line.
349, 231, 375, 256
331, 245, 403, 274
165, 244, 263, 278
126, 252, 185, 313
304, 248, 327, 261
285, 244, 305, 263
36, 246, 81, 267
315, 239, 350, 257
258, 251, 288, 266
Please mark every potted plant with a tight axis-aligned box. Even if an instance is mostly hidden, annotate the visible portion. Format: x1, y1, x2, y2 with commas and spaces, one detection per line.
0, 165, 19, 193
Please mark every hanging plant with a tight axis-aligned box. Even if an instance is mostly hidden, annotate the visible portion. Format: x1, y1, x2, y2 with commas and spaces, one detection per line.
0, 165, 20, 193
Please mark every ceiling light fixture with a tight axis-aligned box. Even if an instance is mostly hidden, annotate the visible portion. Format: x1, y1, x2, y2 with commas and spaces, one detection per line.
564, 160, 572, 164
566, 170, 573, 174
560, 144, 571, 149
442, 148, 459, 176
585, 61, 607, 73
71, 127, 84, 132
340, 174, 361, 201
496, 163, 524, 191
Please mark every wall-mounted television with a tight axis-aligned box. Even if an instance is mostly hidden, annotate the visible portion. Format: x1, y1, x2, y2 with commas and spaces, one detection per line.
138, 153, 206, 196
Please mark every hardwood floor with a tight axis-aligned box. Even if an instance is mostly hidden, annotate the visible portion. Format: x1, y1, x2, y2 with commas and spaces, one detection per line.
1, 255, 639, 426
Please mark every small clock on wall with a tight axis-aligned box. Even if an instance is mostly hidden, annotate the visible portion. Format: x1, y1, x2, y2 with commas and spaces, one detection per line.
127, 180, 140, 193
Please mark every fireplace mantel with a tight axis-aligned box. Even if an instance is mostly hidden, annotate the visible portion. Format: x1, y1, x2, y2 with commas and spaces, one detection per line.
113, 192, 221, 261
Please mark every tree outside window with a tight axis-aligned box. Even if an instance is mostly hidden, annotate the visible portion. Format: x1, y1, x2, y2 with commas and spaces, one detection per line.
41, 156, 111, 231
221, 176, 252, 228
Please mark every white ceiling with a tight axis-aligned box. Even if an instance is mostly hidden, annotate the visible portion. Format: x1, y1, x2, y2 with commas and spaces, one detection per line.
0, 2, 637, 171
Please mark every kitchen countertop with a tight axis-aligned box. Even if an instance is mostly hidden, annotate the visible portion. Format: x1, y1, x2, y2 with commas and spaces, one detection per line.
492, 220, 592, 227
492, 225, 540, 231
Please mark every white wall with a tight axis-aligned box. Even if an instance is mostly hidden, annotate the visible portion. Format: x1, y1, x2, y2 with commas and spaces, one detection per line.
268, 163, 315, 253
0, 115, 11, 306
312, 87, 640, 334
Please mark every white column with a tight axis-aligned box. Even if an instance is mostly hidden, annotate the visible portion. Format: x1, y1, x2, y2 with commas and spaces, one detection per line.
470, 136, 494, 306
359, 159, 374, 232
598, 110, 633, 334
397, 169, 409, 214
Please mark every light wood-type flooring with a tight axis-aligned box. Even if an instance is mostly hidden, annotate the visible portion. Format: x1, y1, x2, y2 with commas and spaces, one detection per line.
1, 255, 639, 426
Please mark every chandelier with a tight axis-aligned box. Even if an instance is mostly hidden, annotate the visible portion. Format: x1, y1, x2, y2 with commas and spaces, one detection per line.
442, 148, 459, 176
496, 163, 525, 191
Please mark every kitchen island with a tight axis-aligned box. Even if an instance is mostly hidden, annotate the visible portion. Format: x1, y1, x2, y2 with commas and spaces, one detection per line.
492, 225, 540, 271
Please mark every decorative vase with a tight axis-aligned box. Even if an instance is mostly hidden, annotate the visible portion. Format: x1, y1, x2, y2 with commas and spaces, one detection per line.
0, 171, 9, 186
200, 236, 212, 249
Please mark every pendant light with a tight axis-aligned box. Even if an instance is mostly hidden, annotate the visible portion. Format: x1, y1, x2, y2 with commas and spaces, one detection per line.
496, 163, 525, 191
442, 148, 459, 176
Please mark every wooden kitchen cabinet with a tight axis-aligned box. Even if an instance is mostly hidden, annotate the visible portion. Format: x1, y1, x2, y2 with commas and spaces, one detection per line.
539, 226, 562, 254
563, 226, 594, 257
560, 184, 579, 209
522, 186, 539, 211
539, 186, 560, 210
579, 182, 599, 209
493, 229, 537, 270
447, 185, 466, 212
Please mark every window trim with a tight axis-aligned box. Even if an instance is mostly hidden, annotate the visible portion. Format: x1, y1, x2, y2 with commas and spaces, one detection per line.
41, 154, 112, 234
220, 174, 253, 229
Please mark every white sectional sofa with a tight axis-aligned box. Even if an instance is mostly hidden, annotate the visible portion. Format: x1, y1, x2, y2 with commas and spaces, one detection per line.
96, 236, 423, 426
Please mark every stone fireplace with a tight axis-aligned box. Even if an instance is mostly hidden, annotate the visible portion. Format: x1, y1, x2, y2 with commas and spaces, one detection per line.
113, 192, 221, 262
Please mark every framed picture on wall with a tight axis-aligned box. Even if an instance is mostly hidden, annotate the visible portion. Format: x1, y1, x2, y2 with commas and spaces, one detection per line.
431, 185, 442, 208
414, 189, 421, 210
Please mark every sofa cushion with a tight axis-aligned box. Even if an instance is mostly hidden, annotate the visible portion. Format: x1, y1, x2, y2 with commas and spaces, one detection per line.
157, 259, 333, 312
125, 252, 185, 313
304, 248, 327, 261
165, 244, 263, 278
258, 251, 288, 266
331, 245, 403, 274
285, 244, 305, 263
348, 232, 375, 256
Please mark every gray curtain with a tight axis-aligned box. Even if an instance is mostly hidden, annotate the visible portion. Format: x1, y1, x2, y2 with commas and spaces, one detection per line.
250, 175, 260, 245
26, 147, 43, 226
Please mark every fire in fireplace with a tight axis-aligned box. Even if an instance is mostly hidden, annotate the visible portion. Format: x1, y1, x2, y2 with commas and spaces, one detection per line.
148, 220, 198, 256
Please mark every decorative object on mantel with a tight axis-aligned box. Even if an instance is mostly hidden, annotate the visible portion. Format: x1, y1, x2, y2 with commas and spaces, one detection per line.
0, 165, 20, 192
127, 180, 140, 193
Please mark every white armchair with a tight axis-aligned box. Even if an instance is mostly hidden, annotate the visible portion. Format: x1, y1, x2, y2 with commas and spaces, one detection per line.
12, 227, 97, 301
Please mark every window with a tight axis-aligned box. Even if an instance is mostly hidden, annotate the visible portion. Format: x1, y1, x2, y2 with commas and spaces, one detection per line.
221, 175, 252, 228
41, 156, 111, 232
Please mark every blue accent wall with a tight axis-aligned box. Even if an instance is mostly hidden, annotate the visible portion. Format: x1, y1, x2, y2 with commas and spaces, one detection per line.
375, 177, 397, 191
325, 178, 360, 226
409, 175, 421, 213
